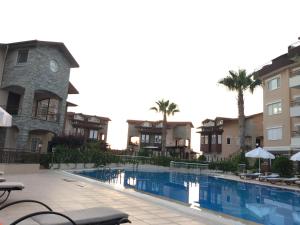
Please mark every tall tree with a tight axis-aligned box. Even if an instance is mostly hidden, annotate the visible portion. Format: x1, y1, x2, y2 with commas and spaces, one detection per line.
150, 100, 179, 156
218, 69, 261, 152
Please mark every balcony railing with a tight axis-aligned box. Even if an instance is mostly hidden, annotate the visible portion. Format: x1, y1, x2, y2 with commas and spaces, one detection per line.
0, 105, 60, 122
33, 113, 60, 122
0, 148, 40, 164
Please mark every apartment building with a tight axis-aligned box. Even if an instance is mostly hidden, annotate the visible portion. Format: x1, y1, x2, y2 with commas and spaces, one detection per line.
198, 113, 263, 161
0, 40, 79, 153
64, 112, 110, 143
127, 120, 194, 159
256, 39, 300, 155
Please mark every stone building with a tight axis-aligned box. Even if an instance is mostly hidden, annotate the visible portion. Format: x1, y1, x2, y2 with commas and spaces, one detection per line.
127, 120, 194, 159
198, 113, 263, 161
0, 40, 79, 153
64, 112, 110, 143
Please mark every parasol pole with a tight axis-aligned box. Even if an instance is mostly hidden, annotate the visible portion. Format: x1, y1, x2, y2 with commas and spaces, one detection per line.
259, 157, 261, 174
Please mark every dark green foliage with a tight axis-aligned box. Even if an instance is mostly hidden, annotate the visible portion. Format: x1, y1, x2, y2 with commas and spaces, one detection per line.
86, 140, 109, 151
50, 135, 84, 149
208, 161, 236, 172
138, 148, 150, 157
207, 153, 249, 172
150, 156, 173, 167
198, 155, 206, 162
272, 156, 294, 177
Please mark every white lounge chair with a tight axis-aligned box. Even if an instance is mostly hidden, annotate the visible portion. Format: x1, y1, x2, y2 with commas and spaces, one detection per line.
0, 182, 24, 204
0, 200, 130, 225
258, 173, 279, 181
239, 172, 262, 179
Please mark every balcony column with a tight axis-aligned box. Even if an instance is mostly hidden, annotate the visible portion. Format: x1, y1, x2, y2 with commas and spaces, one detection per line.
20, 89, 34, 117
16, 128, 29, 151
57, 99, 67, 135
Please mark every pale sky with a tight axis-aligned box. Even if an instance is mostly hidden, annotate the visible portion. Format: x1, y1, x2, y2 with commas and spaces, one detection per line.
1, 0, 299, 152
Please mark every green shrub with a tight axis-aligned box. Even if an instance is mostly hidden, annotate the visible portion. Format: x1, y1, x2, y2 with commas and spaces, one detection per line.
208, 161, 236, 172
150, 156, 173, 167
272, 156, 294, 177
138, 148, 150, 157
198, 155, 206, 162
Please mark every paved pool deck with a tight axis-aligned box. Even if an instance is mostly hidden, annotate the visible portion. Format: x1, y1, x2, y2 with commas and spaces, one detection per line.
0, 170, 259, 225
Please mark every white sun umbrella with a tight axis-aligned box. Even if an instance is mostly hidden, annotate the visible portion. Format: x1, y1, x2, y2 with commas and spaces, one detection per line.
245, 147, 275, 174
290, 152, 300, 161
0, 107, 12, 127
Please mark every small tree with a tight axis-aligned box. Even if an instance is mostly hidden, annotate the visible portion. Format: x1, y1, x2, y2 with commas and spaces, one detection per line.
272, 156, 294, 177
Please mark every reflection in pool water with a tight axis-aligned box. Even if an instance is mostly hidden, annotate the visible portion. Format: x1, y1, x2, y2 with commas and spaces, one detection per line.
76, 169, 300, 225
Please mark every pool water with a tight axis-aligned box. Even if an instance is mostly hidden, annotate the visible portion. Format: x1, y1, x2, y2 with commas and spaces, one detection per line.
75, 169, 300, 225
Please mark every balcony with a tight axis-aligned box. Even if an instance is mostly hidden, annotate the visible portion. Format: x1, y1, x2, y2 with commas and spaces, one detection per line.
72, 120, 102, 129
290, 101, 300, 117
291, 131, 300, 147
289, 74, 300, 88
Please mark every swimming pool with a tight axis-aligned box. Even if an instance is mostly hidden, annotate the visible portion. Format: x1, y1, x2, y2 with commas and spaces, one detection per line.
75, 169, 300, 225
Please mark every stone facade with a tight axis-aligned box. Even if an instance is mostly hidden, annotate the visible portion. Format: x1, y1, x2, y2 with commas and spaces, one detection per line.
0, 40, 79, 153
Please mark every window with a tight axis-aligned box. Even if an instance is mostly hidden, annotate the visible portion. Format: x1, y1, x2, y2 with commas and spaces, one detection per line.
31, 138, 42, 152
142, 122, 151, 127
267, 127, 282, 140
17, 49, 29, 64
267, 77, 280, 90
154, 135, 161, 143
267, 102, 282, 115
74, 114, 84, 121
201, 136, 205, 144
218, 135, 222, 144
35, 98, 59, 121
141, 134, 149, 143
204, 135, 208, 144
89, 130, 98, 139
100, 133, 105, 141
211, 135, 216, 144
88, 117, 100, 123
156, 123, 163, 128
227, 137, 231, 144
77, 128, 84, 135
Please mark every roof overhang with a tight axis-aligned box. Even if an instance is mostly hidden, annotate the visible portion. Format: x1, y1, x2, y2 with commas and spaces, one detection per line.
1, 40, 79, 68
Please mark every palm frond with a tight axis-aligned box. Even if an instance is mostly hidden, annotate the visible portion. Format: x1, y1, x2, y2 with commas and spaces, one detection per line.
150, 107, 158, 112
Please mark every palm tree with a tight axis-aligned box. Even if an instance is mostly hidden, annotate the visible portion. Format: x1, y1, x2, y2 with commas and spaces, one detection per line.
218, 69, 261, 152
150, 99, 180, 156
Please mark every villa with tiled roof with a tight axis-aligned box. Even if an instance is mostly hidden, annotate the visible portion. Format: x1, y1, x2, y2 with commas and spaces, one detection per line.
127, 119, 194, 159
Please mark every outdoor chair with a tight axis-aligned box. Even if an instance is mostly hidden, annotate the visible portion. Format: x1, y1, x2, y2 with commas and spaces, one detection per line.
239, 172, 262, 180
282, 177, 300, 185
266, 177, 283, 184
267, 177, 300, 185
258, 173, 279, 181
0, 182, 24, 205
0, 199, 131, 225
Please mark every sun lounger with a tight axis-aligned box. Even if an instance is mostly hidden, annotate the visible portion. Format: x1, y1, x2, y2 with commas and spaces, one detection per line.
266, 177, 283, 184
0, 199, 131, 225
0, 182, 24, 205
282, 177, 300, 185
239, 172, 262, 179
267, 177, 300, 185
258, 173, 279, 181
